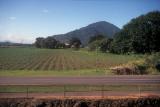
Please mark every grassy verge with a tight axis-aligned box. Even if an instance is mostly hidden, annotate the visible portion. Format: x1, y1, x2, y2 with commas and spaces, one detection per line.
0, 69, 112, 77
0, 85, 159, 93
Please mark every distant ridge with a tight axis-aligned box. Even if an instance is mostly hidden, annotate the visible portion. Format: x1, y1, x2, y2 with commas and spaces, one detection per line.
53, 21, 120, 45
0, 41, 31, 47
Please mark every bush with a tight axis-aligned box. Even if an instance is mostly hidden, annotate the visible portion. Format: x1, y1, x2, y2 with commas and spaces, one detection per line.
111, 53, 160, 75
145, 53, 160, 72
88, 40, 101, 51
155, 63, 160, 71
110, 60, 148, 75
88, 35, 113, 52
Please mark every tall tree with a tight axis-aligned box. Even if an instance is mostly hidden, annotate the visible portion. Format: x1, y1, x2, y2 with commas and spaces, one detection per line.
44, 37, 58, 49
69, 37, 82, 50
112, 11, 160, 54
99, 38, 113, 52
35, 37, 45, 48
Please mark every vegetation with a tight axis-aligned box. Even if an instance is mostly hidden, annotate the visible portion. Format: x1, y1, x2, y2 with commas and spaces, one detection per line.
145, 53, 160, 73
35, 36, 82, 50
0, 69, 109, 77
35, 11, 160, 55
87, 11, 160, 54
111, 11, 160, 54
69, 37, 82, 50
88, 35, 102, 51
111, 53, 160, 75
35, 36, 65, 49
111, 60, 148, 75
88, 35, 105, 44
85, 11, 160, 75
99, 38, 113, 52
88, 35, 113, 52
2, 11, 160, 75
0, 47, 143, 76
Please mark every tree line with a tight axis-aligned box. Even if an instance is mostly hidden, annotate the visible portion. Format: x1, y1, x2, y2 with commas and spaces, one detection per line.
35, 37, 65, 49
35, 11, 160, 54
35, 36, 82, 50
111, 11, 160, 54
87, 11, 160, 54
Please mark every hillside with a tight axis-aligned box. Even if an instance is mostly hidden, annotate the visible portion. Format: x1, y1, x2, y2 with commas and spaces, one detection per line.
53, 21, 120, 45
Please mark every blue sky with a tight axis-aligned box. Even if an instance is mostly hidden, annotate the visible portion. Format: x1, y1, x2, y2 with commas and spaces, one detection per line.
0, 0, 160, 43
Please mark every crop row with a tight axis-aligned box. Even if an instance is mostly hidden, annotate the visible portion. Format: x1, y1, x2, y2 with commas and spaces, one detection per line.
0, 48, 142, 70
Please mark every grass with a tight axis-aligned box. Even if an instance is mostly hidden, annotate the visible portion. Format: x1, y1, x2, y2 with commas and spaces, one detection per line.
0, 69, 111, 77
0, 85, 159, 93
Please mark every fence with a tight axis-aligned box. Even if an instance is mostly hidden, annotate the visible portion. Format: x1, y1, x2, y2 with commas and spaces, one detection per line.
0, 84, 159, 98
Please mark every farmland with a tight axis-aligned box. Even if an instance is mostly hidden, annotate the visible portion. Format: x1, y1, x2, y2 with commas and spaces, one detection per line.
0, 47, 160, 102
0, 47, 143, 76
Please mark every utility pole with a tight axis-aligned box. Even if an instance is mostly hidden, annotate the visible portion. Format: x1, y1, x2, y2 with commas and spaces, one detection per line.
26, 87, 29, 98
101, 85, 104, 99
96, 46, 98, 72
64, 85, 66, 98
138, 86, 141, 98
96, 33, 98, 72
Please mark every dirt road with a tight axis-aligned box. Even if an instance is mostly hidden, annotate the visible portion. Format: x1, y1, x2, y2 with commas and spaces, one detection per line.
0, 75, 160, 85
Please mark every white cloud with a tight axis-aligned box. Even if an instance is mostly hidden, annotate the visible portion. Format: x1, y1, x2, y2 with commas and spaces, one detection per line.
0, 33, 34, 44
42, 9, 49, 13
9, 17, 16, 20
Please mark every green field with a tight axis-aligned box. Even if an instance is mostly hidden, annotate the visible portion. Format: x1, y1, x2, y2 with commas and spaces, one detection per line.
0, 47, 143, 76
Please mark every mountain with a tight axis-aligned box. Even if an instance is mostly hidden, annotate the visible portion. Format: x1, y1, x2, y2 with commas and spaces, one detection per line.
0, 41, 32, 47
53, 21, 120, 45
